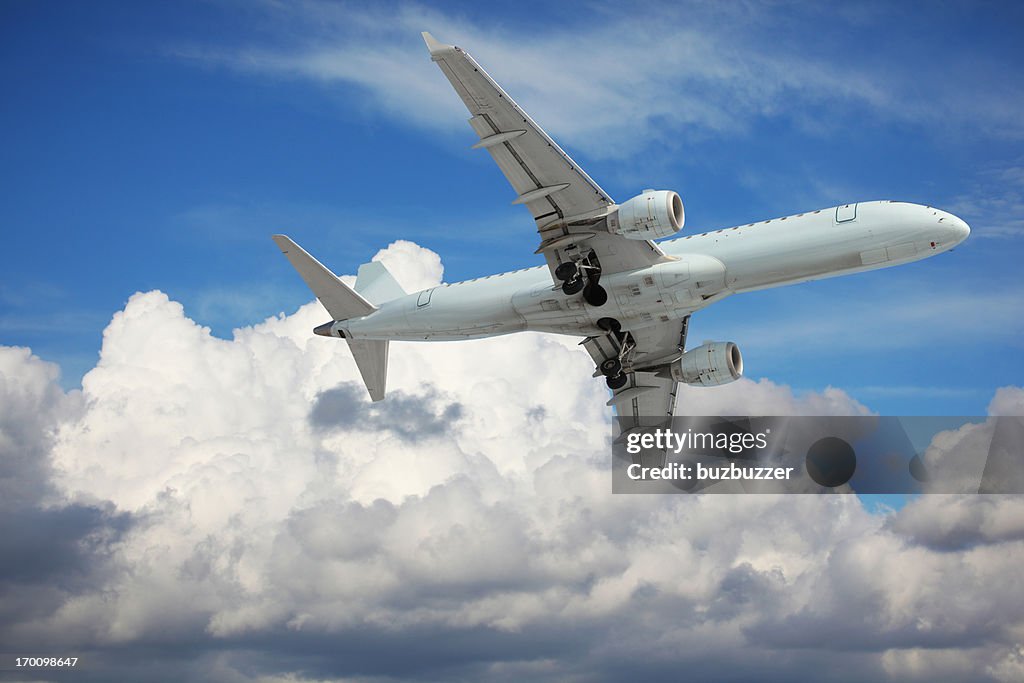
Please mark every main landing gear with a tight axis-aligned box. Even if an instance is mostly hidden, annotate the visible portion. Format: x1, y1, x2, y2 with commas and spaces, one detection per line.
596, 316, 629, 389
555, 260, 607, 307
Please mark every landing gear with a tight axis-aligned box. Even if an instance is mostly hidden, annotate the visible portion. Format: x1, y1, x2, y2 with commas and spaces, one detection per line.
606, 373, 628, 390
555, 261, 585, 295
554, 262, 577, 282
583, 282, 608, 307
599, 357, 622, 377
561, 277, 585, 295
603, 322, 634, 391
555, 255, 605, 307
583, 319, 632, 393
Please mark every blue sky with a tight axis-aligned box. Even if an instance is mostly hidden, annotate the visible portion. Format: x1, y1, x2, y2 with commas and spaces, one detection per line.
2, 0, 1022, 414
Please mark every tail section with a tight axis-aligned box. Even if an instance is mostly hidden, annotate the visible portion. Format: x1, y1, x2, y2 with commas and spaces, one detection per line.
271, 235, 375, 321
355, 261, 406, 304
272, 234, 391, 402
346, 339, 389, 402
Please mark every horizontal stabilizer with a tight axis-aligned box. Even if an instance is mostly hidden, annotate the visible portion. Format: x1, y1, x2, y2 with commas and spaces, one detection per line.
347, 339, 389, 402
272, 235, 376, 321
355, 261, 406, 304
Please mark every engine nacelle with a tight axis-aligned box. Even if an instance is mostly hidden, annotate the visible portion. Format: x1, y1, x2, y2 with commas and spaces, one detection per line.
608, 190, 685, 240
671, 341, 743, 387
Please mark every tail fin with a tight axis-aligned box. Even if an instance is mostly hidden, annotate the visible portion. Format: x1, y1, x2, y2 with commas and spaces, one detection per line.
271, 235, 375, 320
272, 235, 390, 402
355, 261, 406, 305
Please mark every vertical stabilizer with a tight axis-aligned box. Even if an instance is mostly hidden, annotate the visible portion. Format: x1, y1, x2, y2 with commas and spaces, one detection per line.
355, 261, 406, 305
347, 339, 389, 402
272, 234, 391, 401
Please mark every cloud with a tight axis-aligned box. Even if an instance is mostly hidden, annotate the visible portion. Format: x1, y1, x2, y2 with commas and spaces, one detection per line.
171, 2, 1024, 162
673, 376, 871, 416
0, 348, 132, 653
890, 496, 1024, 552
309, 381, 463, 441
713, 278, 1024, 356
370, 239, 443, 293
1, 243, 1023, 680
948, 162, 1024, 239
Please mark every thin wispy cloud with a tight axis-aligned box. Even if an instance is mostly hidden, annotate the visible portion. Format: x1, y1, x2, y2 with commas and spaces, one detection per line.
949, 161, 1024, 239
720, 282, 1024, 354
171, 1, 1024, 160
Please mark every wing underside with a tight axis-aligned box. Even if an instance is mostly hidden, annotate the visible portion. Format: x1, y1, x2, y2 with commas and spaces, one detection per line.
584, 317, 689, 469
423, 32, 668, 281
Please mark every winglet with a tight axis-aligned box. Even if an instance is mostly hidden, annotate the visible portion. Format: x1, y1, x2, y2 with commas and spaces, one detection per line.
421, 31, 452, 55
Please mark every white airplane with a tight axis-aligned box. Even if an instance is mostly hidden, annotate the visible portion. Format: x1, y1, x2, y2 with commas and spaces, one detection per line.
272, 32, 969, 439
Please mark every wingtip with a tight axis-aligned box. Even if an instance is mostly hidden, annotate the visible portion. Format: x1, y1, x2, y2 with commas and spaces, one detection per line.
421, 31, 451, 54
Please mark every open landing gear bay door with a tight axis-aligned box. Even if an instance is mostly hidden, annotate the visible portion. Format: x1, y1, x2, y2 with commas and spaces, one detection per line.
422, 32, 668, 282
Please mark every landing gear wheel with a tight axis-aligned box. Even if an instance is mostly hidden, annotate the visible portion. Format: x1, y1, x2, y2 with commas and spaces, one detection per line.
562, 277, 585, 295
606, 373, 628, 390
597, 317, 621, 333
554, 262, 578, 282
583, 283, 608, 307
600, 358, 622, 377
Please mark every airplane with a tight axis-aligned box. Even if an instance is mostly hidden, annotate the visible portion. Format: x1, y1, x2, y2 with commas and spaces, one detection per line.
272, 31, 970, 456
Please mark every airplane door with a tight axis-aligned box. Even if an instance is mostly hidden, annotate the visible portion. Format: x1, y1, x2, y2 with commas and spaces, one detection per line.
417, 288, 434, 307
836, 203, 857, 222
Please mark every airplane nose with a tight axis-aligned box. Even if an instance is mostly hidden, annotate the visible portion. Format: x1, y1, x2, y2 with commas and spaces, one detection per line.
947, 213, 971, 244
934, 210, 970, 247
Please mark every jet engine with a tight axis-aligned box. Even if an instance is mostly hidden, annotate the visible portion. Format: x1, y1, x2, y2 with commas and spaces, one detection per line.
671, 341, 743, 386
608, 190, 685, 240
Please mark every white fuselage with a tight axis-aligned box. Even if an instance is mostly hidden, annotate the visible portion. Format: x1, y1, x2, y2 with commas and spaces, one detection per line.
338, 201, 970, 342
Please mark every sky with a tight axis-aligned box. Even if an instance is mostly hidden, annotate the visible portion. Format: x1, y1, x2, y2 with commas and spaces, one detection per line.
1, 1, 1023, 681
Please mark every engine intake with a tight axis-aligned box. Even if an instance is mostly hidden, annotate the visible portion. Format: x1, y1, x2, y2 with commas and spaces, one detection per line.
608, 190, 685, 240
671, 341, 743, 386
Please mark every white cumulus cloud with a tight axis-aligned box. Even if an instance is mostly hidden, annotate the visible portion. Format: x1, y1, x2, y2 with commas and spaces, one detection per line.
0, 242, 1021, 681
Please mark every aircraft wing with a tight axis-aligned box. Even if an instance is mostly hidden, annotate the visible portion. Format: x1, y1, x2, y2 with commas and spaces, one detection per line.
586, 318, 689, 468
422, 32, 668, 280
